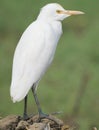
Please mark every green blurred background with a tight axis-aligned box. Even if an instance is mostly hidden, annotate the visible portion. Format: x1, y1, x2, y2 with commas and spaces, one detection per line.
0, 0, 99, 129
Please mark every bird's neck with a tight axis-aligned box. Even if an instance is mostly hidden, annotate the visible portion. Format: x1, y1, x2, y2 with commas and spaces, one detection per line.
37, 12, 51, 21
37, 13, 59, 23
37, 14, 62, 33
37, 14, 63, 40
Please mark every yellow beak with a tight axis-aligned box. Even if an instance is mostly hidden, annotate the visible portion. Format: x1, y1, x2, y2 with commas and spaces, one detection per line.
65, 10, 85, 15
57, 10, 84, 15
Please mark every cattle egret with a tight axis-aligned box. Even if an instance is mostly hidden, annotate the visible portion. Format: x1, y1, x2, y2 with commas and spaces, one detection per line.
10, 3, 84, 120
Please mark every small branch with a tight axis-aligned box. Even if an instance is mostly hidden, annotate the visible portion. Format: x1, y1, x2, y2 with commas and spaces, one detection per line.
72, 70, 91, 116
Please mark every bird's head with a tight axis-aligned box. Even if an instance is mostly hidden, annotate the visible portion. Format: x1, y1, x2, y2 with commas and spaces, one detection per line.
38, 3, 84, 21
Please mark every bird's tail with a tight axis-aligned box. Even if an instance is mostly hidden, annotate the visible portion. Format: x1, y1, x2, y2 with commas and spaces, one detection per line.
10, 82, 32, 103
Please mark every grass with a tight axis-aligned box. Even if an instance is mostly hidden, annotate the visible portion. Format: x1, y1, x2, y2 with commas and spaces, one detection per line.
0, 0, 99, 129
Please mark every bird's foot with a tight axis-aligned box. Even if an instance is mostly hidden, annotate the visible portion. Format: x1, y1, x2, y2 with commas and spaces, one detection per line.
39, 111, 62, 119
22, 113, 34, 120
23, 113, 29, 120
38, 112, 62, 124
38, 112, 49, 121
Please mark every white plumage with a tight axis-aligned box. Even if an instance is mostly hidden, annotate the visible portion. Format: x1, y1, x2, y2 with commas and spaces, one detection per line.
11, 20, 62, 102
10, 3, 84, 106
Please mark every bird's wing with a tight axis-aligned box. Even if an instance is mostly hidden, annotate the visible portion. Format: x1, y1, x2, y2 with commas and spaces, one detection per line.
10, 21, 49, 102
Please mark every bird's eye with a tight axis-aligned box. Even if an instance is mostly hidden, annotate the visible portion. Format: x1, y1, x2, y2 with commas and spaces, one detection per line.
56, 10, 62, 14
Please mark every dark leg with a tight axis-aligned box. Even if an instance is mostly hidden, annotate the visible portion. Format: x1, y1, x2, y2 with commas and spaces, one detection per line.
31, 85, 62, 123
31, 86, 48, 119
23, 95, 28, 120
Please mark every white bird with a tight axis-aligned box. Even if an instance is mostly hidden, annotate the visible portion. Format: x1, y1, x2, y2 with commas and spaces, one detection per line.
10, 3, 84, 120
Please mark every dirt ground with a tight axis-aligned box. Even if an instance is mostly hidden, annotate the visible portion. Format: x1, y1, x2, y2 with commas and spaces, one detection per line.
0, 114, 79, 130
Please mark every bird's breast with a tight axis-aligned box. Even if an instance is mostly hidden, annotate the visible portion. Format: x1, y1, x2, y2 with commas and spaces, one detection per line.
11, 20, 63, 88
36, 21, 62, 72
